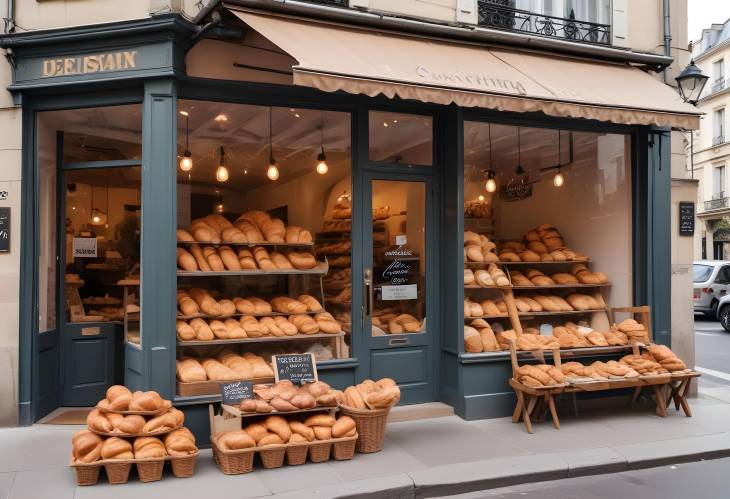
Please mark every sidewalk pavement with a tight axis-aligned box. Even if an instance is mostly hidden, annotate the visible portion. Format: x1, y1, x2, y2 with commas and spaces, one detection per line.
4, 390, 730, 499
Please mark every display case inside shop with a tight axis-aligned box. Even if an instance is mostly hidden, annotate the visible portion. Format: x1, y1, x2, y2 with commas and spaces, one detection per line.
174, 101, 353, 397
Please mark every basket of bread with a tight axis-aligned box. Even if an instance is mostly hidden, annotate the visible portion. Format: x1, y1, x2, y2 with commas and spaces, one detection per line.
338, 378, 401, 453
71, 386, 198, 486
211, 413, 358, 474
233, 380, 341, 414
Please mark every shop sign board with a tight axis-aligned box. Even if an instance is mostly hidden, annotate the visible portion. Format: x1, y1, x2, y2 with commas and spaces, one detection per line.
73, 237, 97, 258
0, 191, 7, 200
679, 202, 694, 236
220, 381, 254, 405
0, 207, 8, 253
272, 353, 317, 385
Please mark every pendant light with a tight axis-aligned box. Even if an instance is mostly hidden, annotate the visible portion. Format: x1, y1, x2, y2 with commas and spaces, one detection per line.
315, 115, 328, 175
485, 123, 497, 193
89, 176, 107, 226
266, 107, 280, 181
553, 130, 565, 187
179, 110, 193, 172
216, 146, 229, 182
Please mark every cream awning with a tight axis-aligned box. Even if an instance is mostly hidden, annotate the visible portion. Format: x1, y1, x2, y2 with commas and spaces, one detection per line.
228, 9, 701, 130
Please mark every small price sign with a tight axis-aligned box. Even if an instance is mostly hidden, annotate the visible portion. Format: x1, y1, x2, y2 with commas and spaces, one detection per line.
73, 237, 97, 258
272, 353, 318, 385
220, 380, 253, 405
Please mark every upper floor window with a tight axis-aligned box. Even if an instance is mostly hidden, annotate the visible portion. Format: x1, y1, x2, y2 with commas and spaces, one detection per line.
713, 59, 726, 93
714, 108, 725, 146
714, 164, 726, 197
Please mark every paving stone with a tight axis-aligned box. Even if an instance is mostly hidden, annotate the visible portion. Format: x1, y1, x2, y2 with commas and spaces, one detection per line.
327, 441, 426, 482
260, 473, 414, 499
558, 447, 627, 476
409, 453, 568, 498
0, 473, 14, 499
254, 461, 342, 494
612, 432, 730, 469
9, 468, 75, 499
0, 427, 73, 473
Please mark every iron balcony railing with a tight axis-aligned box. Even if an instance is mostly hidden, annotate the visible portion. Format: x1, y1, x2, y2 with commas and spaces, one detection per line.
705, 195, 729, 212
714, 134, 726, 146
712, 78, 727, 94
477, 1, 611, 46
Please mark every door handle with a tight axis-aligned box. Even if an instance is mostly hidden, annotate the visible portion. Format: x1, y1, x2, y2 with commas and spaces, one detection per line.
363, 267, 373, 318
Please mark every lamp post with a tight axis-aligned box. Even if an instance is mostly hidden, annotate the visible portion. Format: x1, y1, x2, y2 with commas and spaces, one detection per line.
676, 60, 709, 180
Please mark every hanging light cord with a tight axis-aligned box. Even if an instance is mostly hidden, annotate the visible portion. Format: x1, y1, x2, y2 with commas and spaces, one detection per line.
488, 123, 493, 171
269, 106, 274, 162
185, 114, 190, 151
558, 129, 561, 166
517, 127, 521, 168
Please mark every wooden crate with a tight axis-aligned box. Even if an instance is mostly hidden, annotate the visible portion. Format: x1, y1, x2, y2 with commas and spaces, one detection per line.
177, 377, 274, 397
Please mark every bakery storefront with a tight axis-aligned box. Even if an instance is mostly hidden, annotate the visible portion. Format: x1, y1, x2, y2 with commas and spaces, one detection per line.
8, 7, 699, 432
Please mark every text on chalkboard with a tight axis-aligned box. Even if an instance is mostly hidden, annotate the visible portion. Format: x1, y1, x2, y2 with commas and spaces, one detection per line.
272, 353, 318, 385
220, 380, 253, 405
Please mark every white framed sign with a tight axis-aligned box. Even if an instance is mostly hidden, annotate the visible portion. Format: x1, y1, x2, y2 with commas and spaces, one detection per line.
381, 284, 417, 300
73, 237, 97, 258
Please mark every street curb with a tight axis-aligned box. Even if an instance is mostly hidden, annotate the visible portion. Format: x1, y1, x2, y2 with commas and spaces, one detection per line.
269, 439, 730, 498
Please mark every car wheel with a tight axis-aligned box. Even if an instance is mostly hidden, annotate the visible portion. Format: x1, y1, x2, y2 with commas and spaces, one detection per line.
720, 306, 730, 332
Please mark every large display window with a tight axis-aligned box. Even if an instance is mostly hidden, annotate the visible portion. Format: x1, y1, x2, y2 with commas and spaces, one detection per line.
174, 100, 353, 396
462, 121, 632, 353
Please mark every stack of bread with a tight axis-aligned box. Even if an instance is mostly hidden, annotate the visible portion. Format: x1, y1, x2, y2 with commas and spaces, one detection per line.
618, 354, 668, 375
645, 344, 687, 372
464, 198, 492, 219
510, 292, 605, 313
177, 291, 325, 318
496, 224, 589, 262
612, 319, 650, 344
569, 264, 609, 285
515, 364, 565, 388
177, 212, 312, 245
176, 313, 342, 341
71, 386, 198, 485
177, 244, 318, 272
463, 320, 500, 353
464, 263, 510, 287
235, 380, 343, 414
371, 309, 423, 334
176, 352, 275, 382
464, 231, 499, 264
340, 378, 401, 411
464, 297, 507, 318
560, 360, 639, 381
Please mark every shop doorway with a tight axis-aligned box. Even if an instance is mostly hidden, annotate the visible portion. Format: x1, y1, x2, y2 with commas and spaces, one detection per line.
60, 165, 141, 406
361, 174, 438, 404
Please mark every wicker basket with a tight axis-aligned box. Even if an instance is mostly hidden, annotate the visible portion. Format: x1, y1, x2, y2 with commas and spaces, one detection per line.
332, 435, 358, 461
258, 445, 286, 469
104, 461, 133, 484
169, 452, 199, 478
285, 442, 309, 466
211, 438, 255, 475
70, 461, 101, 486
338, 405, 390, 453
136, 459, 165, 482
307, 441, 332, 463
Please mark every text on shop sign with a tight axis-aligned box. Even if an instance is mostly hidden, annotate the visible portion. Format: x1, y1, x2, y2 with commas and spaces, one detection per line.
272, 353, 317, 385
415, 66, 527, 95
73, 237, 97, 258
42, 51, 137, 78
679, 202, 694, 236
0, 207, 8, 253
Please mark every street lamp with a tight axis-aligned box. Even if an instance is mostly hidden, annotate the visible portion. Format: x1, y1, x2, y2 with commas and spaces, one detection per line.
675, 60, 709, 105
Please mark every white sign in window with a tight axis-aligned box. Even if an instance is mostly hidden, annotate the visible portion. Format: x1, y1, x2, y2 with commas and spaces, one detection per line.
381, 284, 417, 300
73, 237, 98, 258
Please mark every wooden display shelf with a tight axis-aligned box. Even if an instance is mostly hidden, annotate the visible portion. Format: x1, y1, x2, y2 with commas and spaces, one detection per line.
177, 262, 329, 277
221, 404, 338, 418
177, 331, 345, 346
177, 377, 274, 397
176, 310, 327, 320
464, 285, 513, 290
177, 240, 313, 248
496, 260, 591, 266
510, 283, 610, 290
465, 308, 607, 320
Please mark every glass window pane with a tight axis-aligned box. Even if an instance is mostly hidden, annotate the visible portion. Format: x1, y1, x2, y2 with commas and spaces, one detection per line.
369, 111, 433, 166
175, 101, 352, 396
463, 121, 631, 351
37, 118, 57, 333
371, 180, 426, 336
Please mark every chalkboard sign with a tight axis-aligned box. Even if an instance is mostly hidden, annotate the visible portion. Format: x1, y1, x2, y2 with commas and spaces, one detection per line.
220, 380, 253, 405
679, 202, 695, 236
272, 353, 318, 385
0, 207, 8, 253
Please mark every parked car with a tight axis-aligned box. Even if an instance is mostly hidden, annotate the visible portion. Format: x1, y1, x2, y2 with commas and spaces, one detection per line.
716, 294, 730, 331
694, 260, 730, 319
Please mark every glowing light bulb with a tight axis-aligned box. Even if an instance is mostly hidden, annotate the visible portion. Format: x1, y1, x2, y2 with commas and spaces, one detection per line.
553, 171, 564, 187
267, 163, 280, 180
215, 165, 229, 182
316, 149, 328, 175
92, 215, 100, 224
478, 195, 485, 202
179, 152, 193, 172
485, 178, 497, 193
216, 203, 224, 213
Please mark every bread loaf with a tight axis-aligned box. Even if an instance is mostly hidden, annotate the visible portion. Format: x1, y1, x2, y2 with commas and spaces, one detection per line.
176, 229, 195, 242
177, 248, 198, 271
72, 430, 103, 463
271, 296, 308, 314
201, 358, 240, 381
464, 326, 483, 353
176, 320, 196, 341
164, 428, 197, 457
287, 251, 317, 270
297, 294, 323, 312
203, 246, 225, 271
133, 437, 167, 459
177, 291, 200, 316
188, 244, 212, 271
332, 416, 357, 438
253, 246, 275, 270
101, 437, 134, 460
105, 385, 132, 411
189, 318, 215, 341
239, 315, 262, 337
219, 430, 256, 450
289, 314, 319, 334
218, 246, 242, 271
270, 252, 293, 270
86, 409, 113, 433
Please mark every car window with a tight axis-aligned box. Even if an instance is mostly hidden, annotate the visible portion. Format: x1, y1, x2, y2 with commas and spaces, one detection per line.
715, 266, 730, 284
694, 264, 713, 282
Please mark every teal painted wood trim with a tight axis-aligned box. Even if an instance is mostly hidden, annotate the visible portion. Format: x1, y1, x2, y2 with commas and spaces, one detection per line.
18, 103, 36, 425
648, 128, 672, 347
137, 79, 177, 398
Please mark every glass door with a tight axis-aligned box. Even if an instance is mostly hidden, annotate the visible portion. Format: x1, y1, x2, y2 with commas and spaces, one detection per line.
363, 175, 435, 404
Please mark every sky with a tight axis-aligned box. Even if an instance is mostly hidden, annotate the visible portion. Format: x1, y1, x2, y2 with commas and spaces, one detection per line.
688, 0, 730, 43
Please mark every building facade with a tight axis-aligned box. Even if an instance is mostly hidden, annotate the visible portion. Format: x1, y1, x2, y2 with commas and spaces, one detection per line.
0, 0, 697, 430
692, 19, 730, 262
